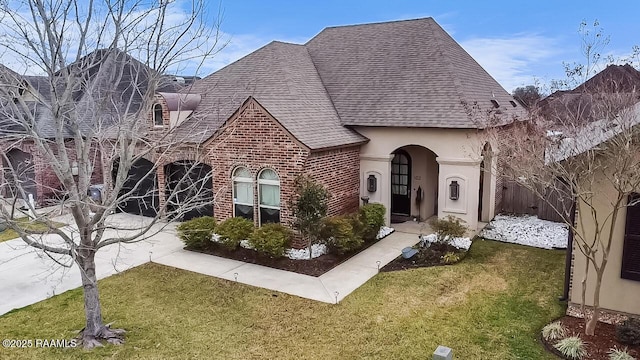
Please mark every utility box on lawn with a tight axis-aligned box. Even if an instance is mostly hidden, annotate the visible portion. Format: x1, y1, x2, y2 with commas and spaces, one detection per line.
433, 345, 453, 360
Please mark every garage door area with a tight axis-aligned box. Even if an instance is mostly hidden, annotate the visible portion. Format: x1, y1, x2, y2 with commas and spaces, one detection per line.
165, 161, 213, 221
113, 158, 159, 217
3, 148, 36, 202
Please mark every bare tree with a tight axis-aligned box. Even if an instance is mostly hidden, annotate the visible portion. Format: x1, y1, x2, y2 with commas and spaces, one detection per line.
0, 0, 224, 348
512, 84, 543, 109
479, 21, 640, 335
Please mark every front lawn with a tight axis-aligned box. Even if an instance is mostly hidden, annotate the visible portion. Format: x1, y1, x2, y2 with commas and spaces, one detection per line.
0, 240, 565, 359
0, 217, 66, 243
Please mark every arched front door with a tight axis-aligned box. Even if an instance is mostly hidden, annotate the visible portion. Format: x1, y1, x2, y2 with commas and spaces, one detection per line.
391, 150, 411, 216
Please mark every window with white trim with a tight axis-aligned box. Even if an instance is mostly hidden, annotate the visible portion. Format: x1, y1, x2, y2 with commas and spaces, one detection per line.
153, 104, 164, 127
258, 168, 280, 225
232, 167, 253, 220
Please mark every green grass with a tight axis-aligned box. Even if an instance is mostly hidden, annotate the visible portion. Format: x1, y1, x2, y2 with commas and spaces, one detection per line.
0, 217, 66, 243
0, 240, 566, 359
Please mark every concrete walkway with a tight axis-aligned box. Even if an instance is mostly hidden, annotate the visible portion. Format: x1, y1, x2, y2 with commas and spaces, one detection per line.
154, 229, 421, 303
0, 214, 421, 315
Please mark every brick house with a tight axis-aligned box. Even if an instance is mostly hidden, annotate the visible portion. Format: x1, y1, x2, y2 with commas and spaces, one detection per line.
145, 17, 523, 232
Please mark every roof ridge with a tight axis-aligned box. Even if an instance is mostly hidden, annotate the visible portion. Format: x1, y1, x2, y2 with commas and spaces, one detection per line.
321, 17, 434, 31
428, 19, 467, 113
303, 44, 344, 126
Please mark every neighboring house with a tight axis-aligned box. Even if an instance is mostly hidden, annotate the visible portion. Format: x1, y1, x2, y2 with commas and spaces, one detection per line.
553, 101, 640, 317
0, 50, 184, 206
140, 17, 523, 234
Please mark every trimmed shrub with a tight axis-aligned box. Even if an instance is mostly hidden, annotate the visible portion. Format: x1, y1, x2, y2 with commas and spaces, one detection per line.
616, 317, 640, 346
322, 215, 364, 254
359, 203, 386, 241
430, 215, 467, 244
249, 223, 292, 257
176, 216, 217, 249
216, 217, 255, 250
554, 336, 587, 360
542, 321, 567, 341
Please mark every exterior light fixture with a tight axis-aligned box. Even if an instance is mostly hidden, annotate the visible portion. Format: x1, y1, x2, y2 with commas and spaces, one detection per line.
449, 180, 460, 200
367, 174, 377, 192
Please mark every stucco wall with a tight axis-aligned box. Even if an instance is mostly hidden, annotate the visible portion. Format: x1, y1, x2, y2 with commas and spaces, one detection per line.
355, 127, 489, 231
570, 169, 640, 315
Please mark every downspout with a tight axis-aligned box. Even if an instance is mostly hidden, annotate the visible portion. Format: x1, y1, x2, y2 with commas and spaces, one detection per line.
559, 194, 577, 302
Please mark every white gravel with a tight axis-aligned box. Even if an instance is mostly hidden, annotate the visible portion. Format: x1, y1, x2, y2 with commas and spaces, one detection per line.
376, 226, 395, 240
421, 233, 472, 251
480, 214, 569, 249
285, 244, 328, 260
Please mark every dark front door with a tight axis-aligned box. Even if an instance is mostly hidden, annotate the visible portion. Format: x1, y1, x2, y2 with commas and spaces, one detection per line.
391, 150, 411, 216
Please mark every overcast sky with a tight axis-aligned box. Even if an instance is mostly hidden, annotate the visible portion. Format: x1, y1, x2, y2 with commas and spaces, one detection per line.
207, 0, 640, 92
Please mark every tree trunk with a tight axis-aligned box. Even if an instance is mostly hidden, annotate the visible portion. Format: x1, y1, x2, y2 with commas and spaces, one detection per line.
76, 246, 125, 348
585, 269, 604, 336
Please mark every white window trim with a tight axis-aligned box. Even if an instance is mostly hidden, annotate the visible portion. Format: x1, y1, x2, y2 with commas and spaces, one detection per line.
257, 169, 280, 225
232, 167, 253, 217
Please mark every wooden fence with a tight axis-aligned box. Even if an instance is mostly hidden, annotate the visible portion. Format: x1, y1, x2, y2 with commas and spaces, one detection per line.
500, 179, 574, 223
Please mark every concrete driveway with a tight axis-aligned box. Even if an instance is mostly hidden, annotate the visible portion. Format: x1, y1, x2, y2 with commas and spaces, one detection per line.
0, 213, 183, 315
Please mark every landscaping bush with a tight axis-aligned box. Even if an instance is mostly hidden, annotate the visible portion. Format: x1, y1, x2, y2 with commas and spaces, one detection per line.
249, 223, 292, 257
359, 203, 386, 241
441, 251, 461, 265
290, 175, 330, 258
608, 347, 635, 360
216, 217, 255, 250
554, 336, 587, 359
176, 216, 217, 249
429, 215, 467, 244
322, 215, 363, 254
542, 321, 567, 341
616, 317, 640, 346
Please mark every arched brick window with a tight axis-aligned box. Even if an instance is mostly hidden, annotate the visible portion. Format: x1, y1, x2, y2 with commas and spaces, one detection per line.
232, 166, 253, 220
153, 104, 163, 127
258, 168, 280, 225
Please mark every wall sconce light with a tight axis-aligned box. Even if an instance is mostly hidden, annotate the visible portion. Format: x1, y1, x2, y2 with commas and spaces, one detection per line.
71, 161, 79, 176
367, 174, 377, 192
449, 180, 459, 200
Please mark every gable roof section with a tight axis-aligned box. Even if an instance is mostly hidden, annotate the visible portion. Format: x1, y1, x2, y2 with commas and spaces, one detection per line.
179, 41, 366, 149
305, 18, 522, 128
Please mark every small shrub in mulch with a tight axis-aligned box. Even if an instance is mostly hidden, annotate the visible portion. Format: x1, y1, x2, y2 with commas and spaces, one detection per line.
380, 242, 467, 272
176, 216, 217, 249
541, 315, 640, 360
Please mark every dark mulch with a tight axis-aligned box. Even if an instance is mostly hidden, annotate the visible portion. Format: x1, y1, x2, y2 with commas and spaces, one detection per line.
380, 242, 466, 272
187, 240, 380, 277
542, 316, 640, 360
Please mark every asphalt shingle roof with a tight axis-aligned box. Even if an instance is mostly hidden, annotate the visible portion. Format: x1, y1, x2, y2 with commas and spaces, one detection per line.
180, 41, 367, 149
305, 17, 522, 128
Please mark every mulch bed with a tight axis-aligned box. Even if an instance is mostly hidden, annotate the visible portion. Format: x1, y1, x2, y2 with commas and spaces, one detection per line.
541, 315, 640, 360
187, 240, 380, 277
380, 242, 466, 272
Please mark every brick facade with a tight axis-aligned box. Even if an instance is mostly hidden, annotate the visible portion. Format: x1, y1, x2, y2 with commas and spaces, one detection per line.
1, 139, 103, 205
205, 99, 310, 228
304, 146, 361, 217
203, 98, 361, 248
